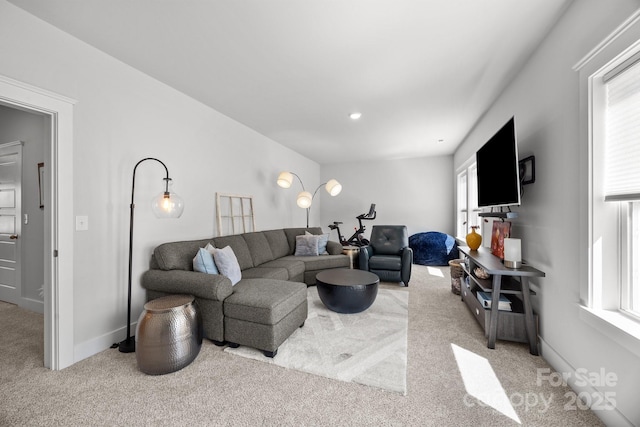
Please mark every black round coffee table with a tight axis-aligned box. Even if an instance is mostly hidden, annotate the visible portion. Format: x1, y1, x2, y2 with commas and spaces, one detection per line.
315, 269, 379, 313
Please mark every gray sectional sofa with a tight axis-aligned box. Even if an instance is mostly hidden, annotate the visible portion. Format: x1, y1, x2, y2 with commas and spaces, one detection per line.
141, 227, 349, 357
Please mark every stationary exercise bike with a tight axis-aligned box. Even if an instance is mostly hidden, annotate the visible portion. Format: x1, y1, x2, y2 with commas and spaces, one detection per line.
328, 204, 376, 247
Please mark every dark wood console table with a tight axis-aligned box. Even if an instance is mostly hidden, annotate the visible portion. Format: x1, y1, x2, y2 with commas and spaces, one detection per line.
458, 246, 545, 355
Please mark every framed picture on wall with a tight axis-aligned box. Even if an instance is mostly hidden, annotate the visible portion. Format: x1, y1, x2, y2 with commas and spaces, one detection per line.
519, 155, 535, 185
38, 162, 44, 209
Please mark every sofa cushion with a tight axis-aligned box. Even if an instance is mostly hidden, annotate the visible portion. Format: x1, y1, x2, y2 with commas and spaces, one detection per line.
263, 229, 290, 259
284, 227, 323, 255
212, 235, 254, 270
281, 254, 350, 271
242, 232, 275, 266
241, 267, 289, 281
224, 279, 307, 325
154, 238, 212, 271
260, 259, 305, 281
212, 246, 242, 285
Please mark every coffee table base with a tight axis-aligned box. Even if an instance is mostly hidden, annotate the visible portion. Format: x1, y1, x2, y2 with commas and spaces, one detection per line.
316, 269, 379, 314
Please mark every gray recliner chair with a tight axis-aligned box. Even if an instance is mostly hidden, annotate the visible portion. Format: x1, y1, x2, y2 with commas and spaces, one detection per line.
359, 225, 412, 286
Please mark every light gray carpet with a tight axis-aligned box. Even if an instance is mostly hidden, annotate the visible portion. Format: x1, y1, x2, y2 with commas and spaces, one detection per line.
225, 286, 409, 394
0, 265, 605, 426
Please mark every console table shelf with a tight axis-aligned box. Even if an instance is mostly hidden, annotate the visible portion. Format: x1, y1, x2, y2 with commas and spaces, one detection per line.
463, 266, 536, 296
458, 246, 544, 355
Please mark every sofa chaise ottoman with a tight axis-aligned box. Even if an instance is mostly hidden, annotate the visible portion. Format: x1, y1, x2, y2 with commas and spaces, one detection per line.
224, 278, 307, 357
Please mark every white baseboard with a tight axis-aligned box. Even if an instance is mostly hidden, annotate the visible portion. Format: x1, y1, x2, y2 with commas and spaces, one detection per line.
74, 322, 137, 364
540, 337, 636, 427
20, 297, 43, 314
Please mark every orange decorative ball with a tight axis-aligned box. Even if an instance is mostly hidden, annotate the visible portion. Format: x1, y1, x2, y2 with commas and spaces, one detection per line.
466, 226, 482, 250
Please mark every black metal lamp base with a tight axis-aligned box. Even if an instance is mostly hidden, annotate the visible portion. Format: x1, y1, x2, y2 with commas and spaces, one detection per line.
119, 336, 136, 353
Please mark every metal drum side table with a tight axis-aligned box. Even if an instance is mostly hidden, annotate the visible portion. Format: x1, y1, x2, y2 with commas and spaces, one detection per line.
136, 294, 202, 375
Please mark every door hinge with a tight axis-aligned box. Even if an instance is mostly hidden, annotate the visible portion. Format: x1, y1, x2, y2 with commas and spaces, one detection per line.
53, 249, 58, 258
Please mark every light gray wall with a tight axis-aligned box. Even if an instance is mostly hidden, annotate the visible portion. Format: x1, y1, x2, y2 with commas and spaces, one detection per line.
453, 0, 640, 425
321, 155, 454, 242
0, 105, 46, 311
0, 1, 320, 360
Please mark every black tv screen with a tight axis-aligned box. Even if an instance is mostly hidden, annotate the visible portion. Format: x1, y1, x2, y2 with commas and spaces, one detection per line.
475, 117, 521, 208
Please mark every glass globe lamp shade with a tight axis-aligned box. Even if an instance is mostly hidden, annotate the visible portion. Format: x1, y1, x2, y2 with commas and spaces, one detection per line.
151, 190, 184, 218
325, 179, 342, 196
296, 191, 313, 209
277, 171, 293, 188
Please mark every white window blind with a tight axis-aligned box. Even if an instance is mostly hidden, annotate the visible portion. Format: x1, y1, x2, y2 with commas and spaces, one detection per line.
604, 59, 640, 201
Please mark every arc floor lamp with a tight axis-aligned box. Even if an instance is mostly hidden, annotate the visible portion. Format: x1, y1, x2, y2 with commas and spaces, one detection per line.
119, 157, 184, 353
277, 171, 341, 228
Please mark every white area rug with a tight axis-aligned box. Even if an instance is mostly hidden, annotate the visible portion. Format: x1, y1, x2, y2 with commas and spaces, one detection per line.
225, 286, 409, 395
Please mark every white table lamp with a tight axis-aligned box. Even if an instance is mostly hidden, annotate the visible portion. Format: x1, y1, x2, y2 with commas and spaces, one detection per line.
504, 238, 522, 269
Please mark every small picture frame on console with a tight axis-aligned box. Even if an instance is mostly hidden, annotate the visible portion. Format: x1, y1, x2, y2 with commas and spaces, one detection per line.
491, 221, 511, 260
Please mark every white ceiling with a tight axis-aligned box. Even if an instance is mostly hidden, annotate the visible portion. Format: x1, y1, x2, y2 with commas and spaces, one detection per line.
9, 0, 572, 164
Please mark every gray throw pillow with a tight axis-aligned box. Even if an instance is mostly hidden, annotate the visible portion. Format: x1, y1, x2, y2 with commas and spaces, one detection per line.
295, 234, 320, 256
305, 231, 330, 254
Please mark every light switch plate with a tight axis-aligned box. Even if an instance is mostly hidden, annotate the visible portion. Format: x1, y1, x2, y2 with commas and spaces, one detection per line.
76, 215, 88, 231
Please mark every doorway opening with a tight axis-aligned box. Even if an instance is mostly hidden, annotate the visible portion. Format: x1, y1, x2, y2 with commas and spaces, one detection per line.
0, 121, 44, 312
0, 75, 75, 370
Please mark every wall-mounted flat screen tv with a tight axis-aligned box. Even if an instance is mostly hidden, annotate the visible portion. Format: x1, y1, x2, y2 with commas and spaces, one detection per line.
475, 116, 521, 208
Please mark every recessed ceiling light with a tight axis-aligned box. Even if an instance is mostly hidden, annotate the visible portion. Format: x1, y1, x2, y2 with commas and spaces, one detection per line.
349, 112, 362, 120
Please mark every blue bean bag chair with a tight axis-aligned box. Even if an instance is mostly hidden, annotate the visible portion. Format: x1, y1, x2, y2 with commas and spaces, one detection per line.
409, 232, 458, 266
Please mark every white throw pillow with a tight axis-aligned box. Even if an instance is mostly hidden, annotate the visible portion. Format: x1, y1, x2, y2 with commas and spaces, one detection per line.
212, 245, 242, 285
204, 242, 216, 255
295, 234, 320, 256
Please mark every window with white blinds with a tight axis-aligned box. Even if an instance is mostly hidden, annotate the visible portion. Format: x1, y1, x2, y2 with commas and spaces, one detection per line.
579, 13, 640, 357
604, 59, 640, 201
457, 170, 467, 239
456, 162, 480, 240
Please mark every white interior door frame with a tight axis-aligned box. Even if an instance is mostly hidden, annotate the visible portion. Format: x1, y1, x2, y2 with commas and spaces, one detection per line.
0, 75, 75, 370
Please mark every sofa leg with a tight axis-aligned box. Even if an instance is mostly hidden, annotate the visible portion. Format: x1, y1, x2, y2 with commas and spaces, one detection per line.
227, 342, 240, 349
263, 349, 277, 358
300, 321, 305, 328
211, 340, 227, 347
